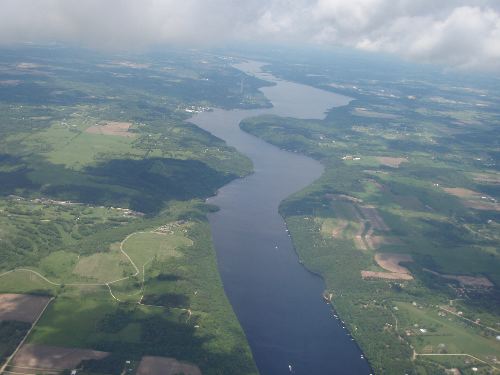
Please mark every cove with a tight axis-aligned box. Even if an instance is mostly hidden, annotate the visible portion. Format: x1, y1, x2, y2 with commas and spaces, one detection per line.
190, 61, 372, 375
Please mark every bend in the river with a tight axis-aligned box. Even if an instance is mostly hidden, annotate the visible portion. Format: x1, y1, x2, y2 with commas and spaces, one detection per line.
189, 61, 372, 375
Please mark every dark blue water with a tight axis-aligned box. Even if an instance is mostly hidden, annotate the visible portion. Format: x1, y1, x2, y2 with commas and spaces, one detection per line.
190, 62, 372, 375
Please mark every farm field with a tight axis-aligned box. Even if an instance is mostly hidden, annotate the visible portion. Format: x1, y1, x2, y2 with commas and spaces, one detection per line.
396, 302, 500, 372
136, 356, 201, 375
0, 320, 31, 368
0, 294, 51, 323
8, 344, 109, 374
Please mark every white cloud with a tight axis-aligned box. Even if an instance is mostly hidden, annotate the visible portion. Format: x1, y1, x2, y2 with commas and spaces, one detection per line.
0, 0, 499, 70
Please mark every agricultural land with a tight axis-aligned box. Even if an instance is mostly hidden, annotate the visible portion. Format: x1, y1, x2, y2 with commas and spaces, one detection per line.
240, 53, 500, 374
0, 46, 264, 375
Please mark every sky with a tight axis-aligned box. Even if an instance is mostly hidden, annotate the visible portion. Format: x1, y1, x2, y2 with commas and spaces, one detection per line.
1, 0, 500, 71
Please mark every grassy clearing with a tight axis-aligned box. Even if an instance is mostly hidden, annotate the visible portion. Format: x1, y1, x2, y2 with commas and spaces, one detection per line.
122, 231, 190, 274
0, 271, 59, 295
396, 302, 500, 365
38, 251, 79, 281
73, 244, 134, 283
18, 121, 142, 169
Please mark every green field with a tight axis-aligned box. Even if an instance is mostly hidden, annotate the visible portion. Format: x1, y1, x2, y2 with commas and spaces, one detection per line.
396, 302, 500, 360
123, 230, 190, 272
15, 121, 141, 169
73, 248, 134, 283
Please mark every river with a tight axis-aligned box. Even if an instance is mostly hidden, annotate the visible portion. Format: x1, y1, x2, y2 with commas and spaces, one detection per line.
189, 61, 372, 375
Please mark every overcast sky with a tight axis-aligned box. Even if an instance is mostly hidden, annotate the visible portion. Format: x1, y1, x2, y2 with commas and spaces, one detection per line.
1, 0, 500, 71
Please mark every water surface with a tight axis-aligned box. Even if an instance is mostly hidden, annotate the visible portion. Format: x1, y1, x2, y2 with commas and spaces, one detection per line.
190, 62, 371, 375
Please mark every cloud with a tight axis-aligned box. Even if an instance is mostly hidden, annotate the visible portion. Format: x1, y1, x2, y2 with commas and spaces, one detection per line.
1, 0, 499, 70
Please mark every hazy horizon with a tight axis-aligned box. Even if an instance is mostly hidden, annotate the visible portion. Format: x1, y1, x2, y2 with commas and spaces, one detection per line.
1, 0, 500, 73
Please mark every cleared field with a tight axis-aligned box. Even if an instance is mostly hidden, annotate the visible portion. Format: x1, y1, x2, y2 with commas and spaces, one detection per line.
353, 107, 400, 119
366, 234, 396, 249
376, 156, 408, 168
106, 230, 193, 302
319, 218, 350, 239
323, 200, 387, 251
361, 253, 414, 281
423, 269, 494, 288
72, 244, 134, 283
328, 201, 391, 251
10, 344, 108, 371
357, 205, 389, 231
0, 272, 58, 295
38, 251, 79, 282
136, 356, 202, 375
354, 222, 368, 251
85, 121, 135, 137
361, 270, 413, 280
374, 253, 413, 274
20, 122, 140, 169
122, 231, 191, 273
331, 221, 349, 238
472, 172, 500, 184
443, 187, 500, 211
0, 294, 51, 323
396, 302, 500, 366
444, 187, 484, 198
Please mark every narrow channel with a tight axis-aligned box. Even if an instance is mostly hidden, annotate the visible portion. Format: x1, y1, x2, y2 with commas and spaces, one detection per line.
190, 61, 372, 375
